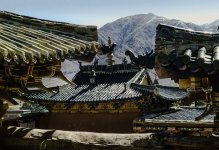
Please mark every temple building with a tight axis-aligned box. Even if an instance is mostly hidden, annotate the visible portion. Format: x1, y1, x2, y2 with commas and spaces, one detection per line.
2, 10, 219, 149
0, 11, 189, 132
134, 24, 219, 135
155, 24, 219, 120
0, 11, 190, 133
23, 44, 188, 132
0, 11, 98, 126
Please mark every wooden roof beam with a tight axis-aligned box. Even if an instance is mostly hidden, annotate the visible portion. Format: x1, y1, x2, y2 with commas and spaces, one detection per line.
0, 40, 31, 64
0, 33, 41, 63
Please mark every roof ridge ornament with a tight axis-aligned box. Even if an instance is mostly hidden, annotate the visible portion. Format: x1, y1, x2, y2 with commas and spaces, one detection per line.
102, 37, 116, 71
125, 49, 155, 69
89, 69, 96, 84
108, 37, 112, 47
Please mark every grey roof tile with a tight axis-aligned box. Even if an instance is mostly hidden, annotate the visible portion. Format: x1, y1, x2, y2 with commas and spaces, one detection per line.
140, 107, 214, 121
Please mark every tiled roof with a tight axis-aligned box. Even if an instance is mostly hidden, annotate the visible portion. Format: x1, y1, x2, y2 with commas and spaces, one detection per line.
139, 107, 214, 121
27, 84, 89, 102
155, 24, 219, 74
26, 64, 189, 103
70, 83, 143, 102
0, 11, 98, 64
0, 11, 98, 104
26, 69, 145, 102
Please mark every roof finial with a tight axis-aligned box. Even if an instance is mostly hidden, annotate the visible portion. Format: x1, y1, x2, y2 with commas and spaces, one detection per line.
94, 58, 98, 66
123, 57, 127, 64
108, 36, 112, 47
123, 57, 128, 70
154, 74, 159, 85
78, 61, 82, 69
89, 69, 96, 84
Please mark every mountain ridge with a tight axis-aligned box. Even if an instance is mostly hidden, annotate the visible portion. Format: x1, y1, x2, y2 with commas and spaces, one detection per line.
98, 13, 218, 60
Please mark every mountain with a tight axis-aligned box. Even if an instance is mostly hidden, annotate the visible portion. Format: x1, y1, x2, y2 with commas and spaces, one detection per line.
202, 19, 219, 32
98, 13, 218, 59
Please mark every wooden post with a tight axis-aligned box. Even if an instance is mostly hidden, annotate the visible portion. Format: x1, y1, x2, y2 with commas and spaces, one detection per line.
0, 100, 8, 127
214, 111, 219, 125
213, 46, 219, 70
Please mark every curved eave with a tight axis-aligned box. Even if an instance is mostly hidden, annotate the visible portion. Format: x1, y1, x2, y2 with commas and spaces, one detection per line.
156, 85, 189, 101
131, 83, 189, 101
155, 24, 219, 55
25, 83, 145, 103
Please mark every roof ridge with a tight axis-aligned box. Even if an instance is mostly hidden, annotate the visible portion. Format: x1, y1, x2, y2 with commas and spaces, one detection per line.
0, 11, 98, 41
127, 68, 145, 85
0, 11, 96, 28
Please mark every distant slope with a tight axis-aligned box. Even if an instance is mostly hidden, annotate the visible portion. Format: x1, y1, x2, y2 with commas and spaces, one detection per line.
202, 19, 219, 32
98, 13, 217, 58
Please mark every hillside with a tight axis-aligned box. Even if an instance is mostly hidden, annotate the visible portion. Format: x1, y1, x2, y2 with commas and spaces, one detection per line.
98, 13, 217, 58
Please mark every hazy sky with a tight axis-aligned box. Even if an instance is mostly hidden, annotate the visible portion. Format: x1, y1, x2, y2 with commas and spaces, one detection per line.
0, 0, 219, 28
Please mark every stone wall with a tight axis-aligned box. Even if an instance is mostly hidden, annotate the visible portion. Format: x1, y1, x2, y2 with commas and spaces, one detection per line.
1, 126, 219, 149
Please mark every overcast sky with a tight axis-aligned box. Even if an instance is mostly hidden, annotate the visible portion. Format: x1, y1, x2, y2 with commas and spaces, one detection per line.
0, 0, 219, 28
